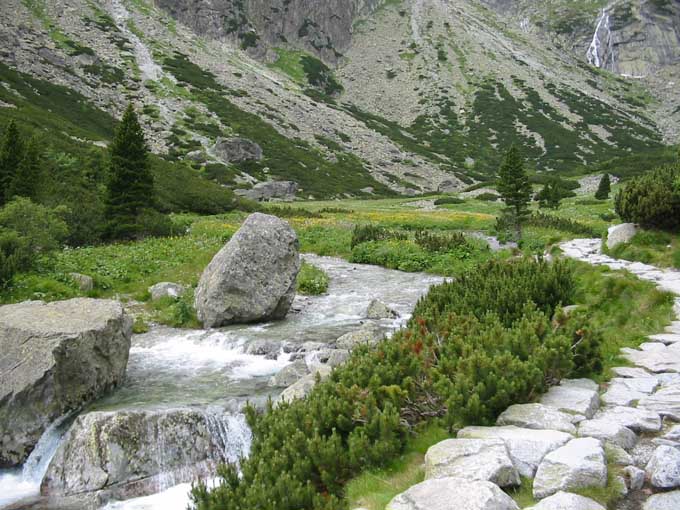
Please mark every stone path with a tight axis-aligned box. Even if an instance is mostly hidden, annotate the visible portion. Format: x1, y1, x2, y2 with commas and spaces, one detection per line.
379, 239, 680, 510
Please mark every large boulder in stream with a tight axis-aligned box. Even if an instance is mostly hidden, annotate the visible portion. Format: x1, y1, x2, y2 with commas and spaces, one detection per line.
0, 299, 132, 468
41, 408, 251, 501
195, 213, 301, 328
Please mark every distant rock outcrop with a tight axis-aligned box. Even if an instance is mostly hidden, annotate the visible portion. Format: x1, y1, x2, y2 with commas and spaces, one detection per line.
0, 299, 132, 467
235, 181, 298, 202
195, 213, 300, 328
213, 137, 263, 163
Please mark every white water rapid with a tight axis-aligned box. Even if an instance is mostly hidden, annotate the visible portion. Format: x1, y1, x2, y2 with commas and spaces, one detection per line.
586, 5, 616, 71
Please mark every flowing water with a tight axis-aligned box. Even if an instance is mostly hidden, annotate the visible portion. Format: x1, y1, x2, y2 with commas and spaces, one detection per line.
0, 255, 443, 509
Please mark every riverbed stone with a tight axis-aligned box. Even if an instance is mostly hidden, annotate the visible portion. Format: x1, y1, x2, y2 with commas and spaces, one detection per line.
148, 282, 186, 301
276, 365, 332, 404
269, 360, 310, 387
638, 384, 680, 421
643, 490, 680, 510
594, 406, 662, 433
0, 299, 132, 468
525, 491, 605, 510
457, 425, 572, 477
386, 478, 519, 510
533, 438, 607, 499
366, 299, 398, 319
540, 380, 600, 419
645, 445, 680, 489
195, 213, 301, 328
606, 223, 637, 250
496, 403, 577, 434
41, 408, 249, 500
424, 438, 520, 487
577, 419, 637, 450
335, 323, 384, 350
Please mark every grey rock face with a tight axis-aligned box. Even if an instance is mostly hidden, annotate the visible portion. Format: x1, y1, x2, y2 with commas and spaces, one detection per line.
457, 425, 572, 478
0, 299, 132, 467
41, 408, 250, 499
424, 438, 520, 487
386, 478, 519, 510
213, 137, 262, 163
645, 445, 680, 489
235, 181, 299, 202
533, 438, 607, 499
606, 223, 637, 250
148, 282, 186, 301
525, 491, 605, 510
195, 213, 301, 328
365, 299, 398, 320
496, 403, 577, 434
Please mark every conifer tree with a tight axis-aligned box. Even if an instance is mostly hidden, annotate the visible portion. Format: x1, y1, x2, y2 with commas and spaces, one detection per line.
9, 137, 41, 200
497, 145, 532, 239
537, 180, 562, 210
0, 121, 23, 206
105, 104, 154, 239
595, 173, 611, 200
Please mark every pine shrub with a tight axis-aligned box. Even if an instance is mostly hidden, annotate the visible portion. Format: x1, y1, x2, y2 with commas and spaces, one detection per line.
350, 224, 407, 249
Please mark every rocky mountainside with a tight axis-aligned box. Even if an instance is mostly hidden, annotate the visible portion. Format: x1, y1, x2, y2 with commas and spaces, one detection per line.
0, 0, 678, 197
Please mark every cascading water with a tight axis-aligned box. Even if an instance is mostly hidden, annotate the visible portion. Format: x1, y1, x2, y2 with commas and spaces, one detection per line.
586, 6, 616, 71
0, 414, 72, 508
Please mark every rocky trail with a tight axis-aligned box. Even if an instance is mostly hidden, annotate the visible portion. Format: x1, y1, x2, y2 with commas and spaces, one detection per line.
383, 238, 680, 510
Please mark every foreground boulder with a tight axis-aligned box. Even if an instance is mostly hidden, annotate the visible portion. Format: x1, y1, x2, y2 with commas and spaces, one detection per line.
386, 478, 519, 510
195, 213, 301, 328
41, 408, 250, 500
645, 445, 680, 489
526, 491, 605, 510
606, 223, 637, 250
0, 299, 132, 468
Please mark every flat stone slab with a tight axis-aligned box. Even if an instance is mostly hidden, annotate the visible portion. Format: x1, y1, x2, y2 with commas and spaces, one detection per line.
540, 382, 599, 419
646, 445, 680, 489
386, 478, 519, 510
594, 406, 662, 433
577, 419, 637, 450
496, 403, 577, 434
665, 322, 680, 334
638, 385, 680, 421
612, 367, 654, 379
424, 438, 520, 487
457, 426, 572, 478
525, 491, 605, 510
649, 333, 680, 345
623, 343, 680, 373
533, 438, 607, 499
601, 377, 660, 406
643, 490, 680, 510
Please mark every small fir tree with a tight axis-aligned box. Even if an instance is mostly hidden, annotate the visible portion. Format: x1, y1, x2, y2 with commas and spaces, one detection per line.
105, 104, 154, 239
595, 173, 611, 200
0, 121, 24, 205
9, 137, 41, 200
537, 180, 562, 210
497, 145, 532, 239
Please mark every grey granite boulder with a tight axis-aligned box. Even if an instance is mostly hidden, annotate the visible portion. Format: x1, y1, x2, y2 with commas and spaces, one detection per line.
276, 365, 332, 404
533, 438, 607, 499
525, 491, 605, 510
366, 299, 398, 320
235, 181, 298, 202
606, 223, 637, 250
645, 445, 680, 489
540, 379, 600, 420
593, 406, 662, 433
623, 465, 646, 491
643, 490, 680, 510
577, 419, 637, 450
386, 478, 519, 510
41, 408, 249, 500
0, 299, 132, 467
335, 324, 384, 350
213, 137, 262, 163
148, 282, 186, 301
496, 403, 577, 434
269, 360, 310, 388
457, 425, 572, 478
195, 213, 300, 328
69, 273, 94, 292
424, 438, 520, 487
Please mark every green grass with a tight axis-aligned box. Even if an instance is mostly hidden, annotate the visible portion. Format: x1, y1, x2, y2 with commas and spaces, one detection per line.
607, 230, 680, 269
296, 261, 329, 295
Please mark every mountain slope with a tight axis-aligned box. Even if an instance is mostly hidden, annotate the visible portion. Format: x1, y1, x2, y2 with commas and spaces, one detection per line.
0, 0, 678, 198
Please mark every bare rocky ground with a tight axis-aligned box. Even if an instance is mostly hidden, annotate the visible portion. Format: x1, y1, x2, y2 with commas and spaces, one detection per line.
381, 239, 680, 510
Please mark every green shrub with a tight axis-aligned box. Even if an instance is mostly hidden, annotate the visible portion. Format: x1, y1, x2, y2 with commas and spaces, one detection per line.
350, 224, 407, 249
297, 262, 330, 295
0, 230, 28, 287
526, 212, 602, 237
615, 164, 680, 230
191, 258, 591, 510
433, 197, 465, 205
0, 197, 69, 254
413, 229, 470, 252
476, 192, 501, 202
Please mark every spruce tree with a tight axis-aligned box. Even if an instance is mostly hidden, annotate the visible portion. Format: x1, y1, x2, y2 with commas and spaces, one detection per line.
595, 173, 611, 200
0, 121, 24, 206
105, 104, 154, 239
537, 180, 562, 210
497, 145, 532, 239
9, 137, 41, 200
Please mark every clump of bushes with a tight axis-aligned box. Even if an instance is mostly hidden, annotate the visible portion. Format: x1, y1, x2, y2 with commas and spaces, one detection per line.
526, 212, 602, 237
350, 224, 407, 249
297, 262, 329, 295
433, 196, 465, 206
191, 257, 600, 510
414, 229, 469, 252
476, 192, 502, 202
260, 205, 322, 219
615, 164, 680, 231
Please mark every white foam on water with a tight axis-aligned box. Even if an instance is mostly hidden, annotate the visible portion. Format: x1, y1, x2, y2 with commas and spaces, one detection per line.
103, 481, 196, 510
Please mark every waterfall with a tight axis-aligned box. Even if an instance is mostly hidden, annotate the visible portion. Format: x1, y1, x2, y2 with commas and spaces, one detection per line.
0, 414, 72, 508
203, 411, 252, 466
586, 6, 616, 71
